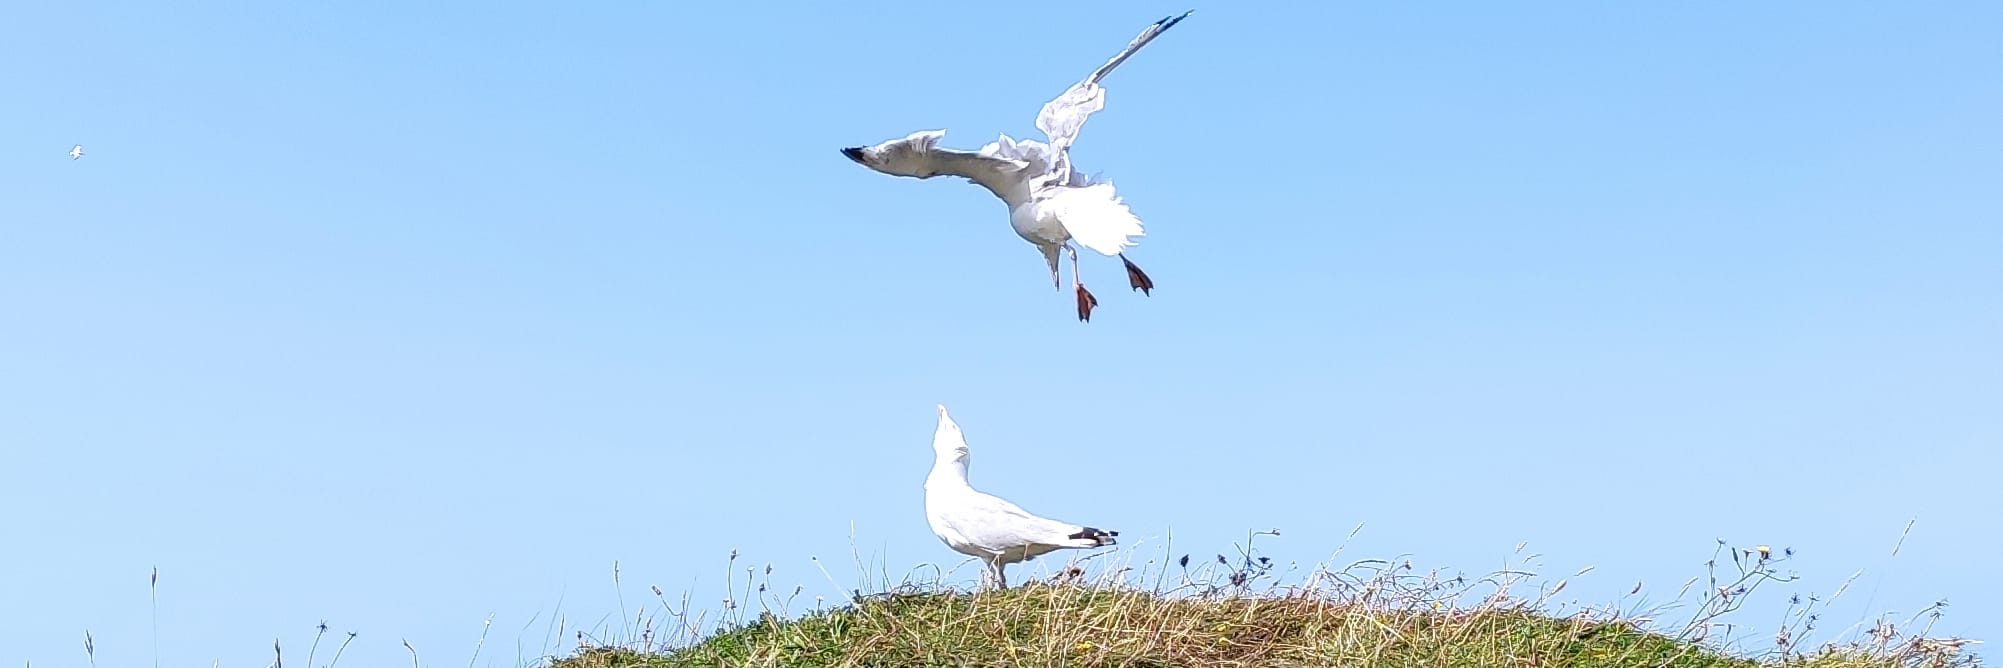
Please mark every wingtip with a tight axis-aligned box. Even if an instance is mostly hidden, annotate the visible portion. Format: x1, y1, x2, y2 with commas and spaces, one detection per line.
840, 146, 867, 164
1070, 527, 1119, 547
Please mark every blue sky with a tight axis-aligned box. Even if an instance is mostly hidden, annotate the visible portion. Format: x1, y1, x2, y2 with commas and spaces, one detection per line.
3, 1, 1998, 665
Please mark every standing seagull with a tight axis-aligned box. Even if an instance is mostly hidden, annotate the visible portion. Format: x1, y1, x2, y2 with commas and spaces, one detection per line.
925, 405, 1118, 589
68, 145, 84, 160
842, 12, 1191, 321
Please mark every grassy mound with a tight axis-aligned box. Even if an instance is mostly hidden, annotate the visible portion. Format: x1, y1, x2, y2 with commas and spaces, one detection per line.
543, 543, 1978, 668
561, 587, 1727, 667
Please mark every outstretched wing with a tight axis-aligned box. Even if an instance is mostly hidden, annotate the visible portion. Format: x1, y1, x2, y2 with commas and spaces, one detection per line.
842, 130, 1030, 202
1033, 11, 1191, 178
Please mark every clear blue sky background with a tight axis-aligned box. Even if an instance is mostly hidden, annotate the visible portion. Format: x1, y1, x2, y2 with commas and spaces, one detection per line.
4, 1, 1998, 665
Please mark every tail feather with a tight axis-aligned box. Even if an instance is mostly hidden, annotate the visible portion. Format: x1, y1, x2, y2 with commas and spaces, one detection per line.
1043, 184, 1144, 256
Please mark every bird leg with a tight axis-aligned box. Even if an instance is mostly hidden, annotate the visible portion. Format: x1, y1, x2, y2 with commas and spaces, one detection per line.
1121, 253, 1154, 296
977, 559, 1005, 591
1041, 245, 1062, 291
1069, 244, 1098, 322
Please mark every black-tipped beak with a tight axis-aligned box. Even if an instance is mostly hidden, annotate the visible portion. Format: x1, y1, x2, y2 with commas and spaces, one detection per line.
840, 147, 868, 164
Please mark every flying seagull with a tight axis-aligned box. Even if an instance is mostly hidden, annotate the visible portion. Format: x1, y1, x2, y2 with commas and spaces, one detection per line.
843, 12, 1191, 321
68, 145, 84, 160
924, 405, 1117, 589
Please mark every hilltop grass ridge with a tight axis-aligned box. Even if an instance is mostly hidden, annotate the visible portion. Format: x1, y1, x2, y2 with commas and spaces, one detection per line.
543, 538, 1981, 668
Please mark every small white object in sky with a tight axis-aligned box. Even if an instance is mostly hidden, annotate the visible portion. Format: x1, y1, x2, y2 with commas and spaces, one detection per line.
68, 145, 84, 160
843, 12, 1191, 321
924, 405, 1117, 589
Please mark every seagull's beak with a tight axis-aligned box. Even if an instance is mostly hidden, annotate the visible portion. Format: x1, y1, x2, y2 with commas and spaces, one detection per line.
840, 147, 868, 165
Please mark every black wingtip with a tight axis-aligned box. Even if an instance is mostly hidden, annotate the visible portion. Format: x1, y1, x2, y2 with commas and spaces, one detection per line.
840, 146, 867, 164
1162, 10, 1193, 29
1069, 527, 1119, 545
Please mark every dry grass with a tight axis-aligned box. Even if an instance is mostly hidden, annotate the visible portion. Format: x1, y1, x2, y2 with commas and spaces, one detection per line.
541, 538, 1982, 668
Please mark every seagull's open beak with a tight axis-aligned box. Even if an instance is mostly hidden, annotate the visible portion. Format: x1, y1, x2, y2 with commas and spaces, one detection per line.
840, 147, 868, 165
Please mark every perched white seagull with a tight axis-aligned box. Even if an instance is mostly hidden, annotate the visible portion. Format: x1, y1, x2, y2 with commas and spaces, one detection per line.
68, 145, 84, 160
843, 12, 1191, 321
924, 405, 1117, 589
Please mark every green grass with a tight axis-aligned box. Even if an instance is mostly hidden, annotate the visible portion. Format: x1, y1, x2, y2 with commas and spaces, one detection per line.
540, 541, 1981, 668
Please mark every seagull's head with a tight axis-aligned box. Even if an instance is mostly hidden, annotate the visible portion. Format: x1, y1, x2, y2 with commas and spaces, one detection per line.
933, 404, 970, 460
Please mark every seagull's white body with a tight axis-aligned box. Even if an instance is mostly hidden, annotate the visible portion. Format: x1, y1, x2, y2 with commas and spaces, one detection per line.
844, 12, 1190, 320
925, 405, 1116, 589
68, 145, 84, 160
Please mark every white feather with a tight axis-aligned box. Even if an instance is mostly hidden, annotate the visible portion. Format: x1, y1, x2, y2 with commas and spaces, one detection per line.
848, 130, 1030, 205
1036, 183, 1144, 256
842, 12, 1190, 304
924, 405, 1115, 588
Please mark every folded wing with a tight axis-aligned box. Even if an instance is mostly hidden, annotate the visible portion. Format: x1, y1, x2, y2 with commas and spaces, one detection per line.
939, 489, 1109, 556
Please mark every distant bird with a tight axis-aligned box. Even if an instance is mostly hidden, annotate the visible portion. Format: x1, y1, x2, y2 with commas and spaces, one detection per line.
924, 405, 1117, 589
68, 145, 84, 160
843, 12, 1191, 321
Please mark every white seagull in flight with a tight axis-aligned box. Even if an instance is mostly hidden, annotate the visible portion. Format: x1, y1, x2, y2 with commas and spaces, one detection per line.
68, 145, 84, 160
924, 405, 1118, 589
843, 12, 1191, 321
